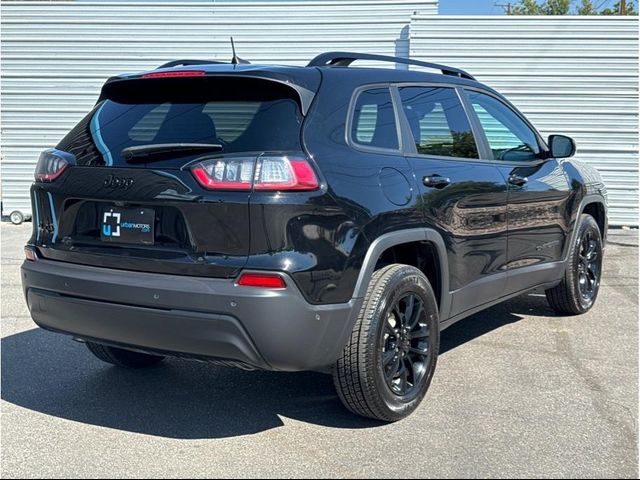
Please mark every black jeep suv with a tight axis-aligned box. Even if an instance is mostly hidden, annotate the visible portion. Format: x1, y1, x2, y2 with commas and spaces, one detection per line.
22, 52, 607, 421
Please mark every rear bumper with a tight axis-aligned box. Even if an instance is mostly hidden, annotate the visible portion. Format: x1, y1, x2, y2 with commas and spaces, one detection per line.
21, 259, 361, 371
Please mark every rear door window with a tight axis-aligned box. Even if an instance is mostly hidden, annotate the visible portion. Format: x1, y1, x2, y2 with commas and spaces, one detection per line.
398, 86, 479, 159
350, 88, 399, 150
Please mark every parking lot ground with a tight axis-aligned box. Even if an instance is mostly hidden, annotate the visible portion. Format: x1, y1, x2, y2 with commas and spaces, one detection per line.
1, 222, 638, 478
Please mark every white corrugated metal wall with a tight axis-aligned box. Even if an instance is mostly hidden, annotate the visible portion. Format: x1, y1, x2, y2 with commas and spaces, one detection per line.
0, 0, 437, 218
411, 15, 639, 226
1, 4, 638, 226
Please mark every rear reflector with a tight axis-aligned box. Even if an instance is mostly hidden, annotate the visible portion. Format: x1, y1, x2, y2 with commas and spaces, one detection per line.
237, 273, 286, 289
142, 71, 206, 79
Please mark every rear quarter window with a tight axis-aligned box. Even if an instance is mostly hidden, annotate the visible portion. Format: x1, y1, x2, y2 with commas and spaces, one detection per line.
350, 88, 399, 151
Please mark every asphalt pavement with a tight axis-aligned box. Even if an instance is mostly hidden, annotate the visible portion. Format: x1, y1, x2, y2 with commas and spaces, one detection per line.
1, 222, 637, 478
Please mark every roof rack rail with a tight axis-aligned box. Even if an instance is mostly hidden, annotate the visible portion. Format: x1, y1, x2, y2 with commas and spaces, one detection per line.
307, 51, 476, 81
156, 59, 226, 69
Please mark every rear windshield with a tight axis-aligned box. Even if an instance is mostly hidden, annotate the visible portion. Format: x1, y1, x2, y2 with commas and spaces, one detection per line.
58, 76, 304, 168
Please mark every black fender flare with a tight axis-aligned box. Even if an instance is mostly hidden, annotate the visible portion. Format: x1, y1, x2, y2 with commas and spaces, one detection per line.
564, 194, 608, 261
351, 228, 452, 320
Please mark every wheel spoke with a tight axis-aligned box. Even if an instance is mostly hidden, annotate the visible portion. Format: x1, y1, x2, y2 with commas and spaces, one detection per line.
411, 326, 429, 339
382, 349, 396, 367
392, 307, 401, 324
408, 301, 423, 330
409, 345, 428, 357
385, 356, 401, 382
397, 362, 409, 395
587, 266, 598, 288
405, 356, 415, 383
578, 272, 587, 294
403, 295, 415, 327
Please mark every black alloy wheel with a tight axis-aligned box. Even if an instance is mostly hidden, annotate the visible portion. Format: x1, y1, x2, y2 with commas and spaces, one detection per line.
577, 228, 600, 302
381, 293, 431, 397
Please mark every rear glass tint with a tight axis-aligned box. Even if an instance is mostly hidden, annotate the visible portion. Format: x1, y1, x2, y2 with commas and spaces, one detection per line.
351, 88, 399, 150
58, 76, 304, 168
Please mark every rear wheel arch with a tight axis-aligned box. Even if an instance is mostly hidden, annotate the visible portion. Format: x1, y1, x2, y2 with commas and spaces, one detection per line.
352, 229, 451, 319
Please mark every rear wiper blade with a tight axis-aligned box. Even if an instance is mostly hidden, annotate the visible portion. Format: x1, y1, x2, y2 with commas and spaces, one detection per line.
122, 143, 223, 163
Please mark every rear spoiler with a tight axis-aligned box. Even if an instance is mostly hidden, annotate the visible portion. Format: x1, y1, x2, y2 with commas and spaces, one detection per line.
99, 73, 316, 115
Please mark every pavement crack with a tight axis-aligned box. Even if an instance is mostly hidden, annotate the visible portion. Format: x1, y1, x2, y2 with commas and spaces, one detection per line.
554, 331, 638, 453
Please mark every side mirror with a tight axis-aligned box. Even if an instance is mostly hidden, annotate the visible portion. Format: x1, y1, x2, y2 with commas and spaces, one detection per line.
548, 134, 576, 159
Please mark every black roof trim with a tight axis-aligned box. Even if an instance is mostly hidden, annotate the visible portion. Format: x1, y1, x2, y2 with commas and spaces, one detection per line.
307, 51, 476, 81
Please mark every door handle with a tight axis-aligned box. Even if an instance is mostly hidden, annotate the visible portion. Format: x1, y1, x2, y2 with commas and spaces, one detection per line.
508, 174, 528, 187
423, 175, 451, 189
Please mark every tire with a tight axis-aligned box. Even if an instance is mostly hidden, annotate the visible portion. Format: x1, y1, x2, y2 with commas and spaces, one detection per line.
546, 214, 603, 315
9, 211, 24, 225
333, 264, 440, 422
86, 341, 165, 368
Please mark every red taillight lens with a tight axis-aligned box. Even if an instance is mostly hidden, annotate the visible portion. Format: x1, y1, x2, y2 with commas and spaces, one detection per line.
237, 273, 286, 289
191, 156, 255, 190
254, 156, 319, 191
190, 154, 319, 192
142, 71, 206, 79
24, 246, 38, 262
34, 149, 74, 182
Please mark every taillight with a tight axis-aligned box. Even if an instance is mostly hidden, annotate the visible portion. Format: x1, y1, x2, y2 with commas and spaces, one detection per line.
142, 71, 206, 79
254, 156, 319, 191
24, 246, 38, 262
191, 156, 255, 190
34, 149, 75, 182
190, 154, 319, 191
237, 273, 286, 289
